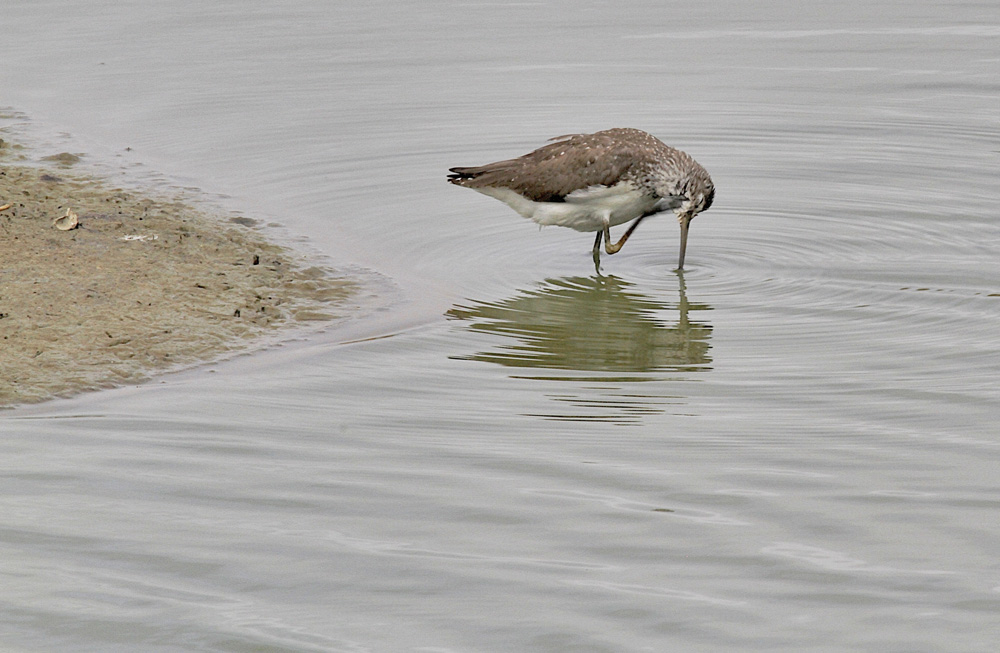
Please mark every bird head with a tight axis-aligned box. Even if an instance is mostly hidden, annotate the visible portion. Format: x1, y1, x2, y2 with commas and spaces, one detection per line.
678, 182, 714, 220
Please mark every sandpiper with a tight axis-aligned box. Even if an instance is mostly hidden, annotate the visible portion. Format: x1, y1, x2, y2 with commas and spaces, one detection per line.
448, 128, 714, 270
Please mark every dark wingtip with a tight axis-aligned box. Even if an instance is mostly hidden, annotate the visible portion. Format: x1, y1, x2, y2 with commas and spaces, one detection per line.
447, 167, 477, 184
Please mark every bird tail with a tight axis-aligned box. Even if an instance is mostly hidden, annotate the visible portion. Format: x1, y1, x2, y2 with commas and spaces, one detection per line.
447, 159, 523, 188
447, 166, 484, 185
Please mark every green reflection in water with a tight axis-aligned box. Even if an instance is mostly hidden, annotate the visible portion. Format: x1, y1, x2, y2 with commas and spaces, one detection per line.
446, 274, 712, 379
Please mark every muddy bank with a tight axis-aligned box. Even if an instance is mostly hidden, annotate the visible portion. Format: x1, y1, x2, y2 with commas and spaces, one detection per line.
0, 138, 355, 406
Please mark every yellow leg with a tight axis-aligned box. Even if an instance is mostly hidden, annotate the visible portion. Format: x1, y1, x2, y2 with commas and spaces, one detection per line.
604, 216, 647, 255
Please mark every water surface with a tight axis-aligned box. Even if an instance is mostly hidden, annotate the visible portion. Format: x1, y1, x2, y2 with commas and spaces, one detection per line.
2, 1, 999, 651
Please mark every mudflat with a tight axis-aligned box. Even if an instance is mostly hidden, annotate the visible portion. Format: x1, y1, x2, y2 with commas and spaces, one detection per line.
1, 139, 354, 406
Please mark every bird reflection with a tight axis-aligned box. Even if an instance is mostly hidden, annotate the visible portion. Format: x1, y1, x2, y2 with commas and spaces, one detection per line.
446, 274, 712, 378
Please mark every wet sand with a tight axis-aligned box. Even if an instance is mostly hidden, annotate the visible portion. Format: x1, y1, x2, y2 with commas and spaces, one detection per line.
0, 138, 354, 406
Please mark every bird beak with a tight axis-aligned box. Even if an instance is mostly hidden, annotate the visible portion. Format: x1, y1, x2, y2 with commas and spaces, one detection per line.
677, 213, 692, 270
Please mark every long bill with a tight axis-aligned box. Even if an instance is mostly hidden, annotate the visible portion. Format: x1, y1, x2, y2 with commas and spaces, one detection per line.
677, 213, 692, 270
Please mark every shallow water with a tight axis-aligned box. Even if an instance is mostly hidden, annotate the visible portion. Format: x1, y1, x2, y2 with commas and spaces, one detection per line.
2, 1, 999, 651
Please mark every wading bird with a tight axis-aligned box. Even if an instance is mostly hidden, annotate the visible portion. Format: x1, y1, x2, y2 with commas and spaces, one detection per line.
448, 128, 714, 270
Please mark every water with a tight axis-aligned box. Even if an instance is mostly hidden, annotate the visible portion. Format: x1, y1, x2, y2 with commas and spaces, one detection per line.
2, 1, 999, 651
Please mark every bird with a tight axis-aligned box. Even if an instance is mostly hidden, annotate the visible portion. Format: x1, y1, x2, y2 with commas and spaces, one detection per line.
448, 128, 714, 270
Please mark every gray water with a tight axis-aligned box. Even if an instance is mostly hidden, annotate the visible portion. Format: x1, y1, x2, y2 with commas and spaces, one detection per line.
2, 1, 999, 651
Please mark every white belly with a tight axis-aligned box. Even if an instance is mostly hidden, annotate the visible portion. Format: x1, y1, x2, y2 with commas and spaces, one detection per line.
473, 183, 677, 233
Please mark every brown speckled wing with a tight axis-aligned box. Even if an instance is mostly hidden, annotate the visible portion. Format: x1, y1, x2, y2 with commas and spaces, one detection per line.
449, 129, 663, 202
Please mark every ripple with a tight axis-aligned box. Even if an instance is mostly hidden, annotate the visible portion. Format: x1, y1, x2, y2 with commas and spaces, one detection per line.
630, 25, 1000, 40
762, 542, 956, 576
570, 580, 747, 607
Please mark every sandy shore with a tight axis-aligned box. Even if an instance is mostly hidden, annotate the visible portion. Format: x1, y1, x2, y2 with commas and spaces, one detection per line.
1, 137, 355, 406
